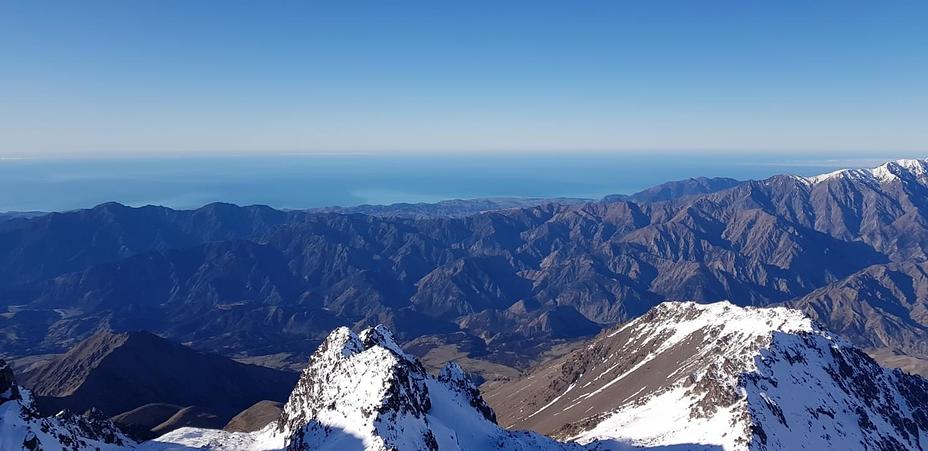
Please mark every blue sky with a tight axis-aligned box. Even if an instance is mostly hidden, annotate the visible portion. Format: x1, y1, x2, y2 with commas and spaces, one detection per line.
1, 1, 926, 156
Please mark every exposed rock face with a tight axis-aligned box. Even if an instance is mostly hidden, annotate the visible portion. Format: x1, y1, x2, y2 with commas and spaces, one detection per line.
486, 301, 928, 450
437, 362, 496, 423
0, 359, 20, 403
0, 359, 134, 450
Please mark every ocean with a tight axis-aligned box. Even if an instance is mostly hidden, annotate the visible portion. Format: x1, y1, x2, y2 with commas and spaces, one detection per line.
0, 152, 904, 212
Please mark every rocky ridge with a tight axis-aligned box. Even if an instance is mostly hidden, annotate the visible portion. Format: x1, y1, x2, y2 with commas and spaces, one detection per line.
10, 305, 928, 450
486, 301, 928, 450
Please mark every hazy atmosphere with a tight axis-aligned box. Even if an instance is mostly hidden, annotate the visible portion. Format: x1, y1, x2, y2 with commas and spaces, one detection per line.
0, 153, 908, 212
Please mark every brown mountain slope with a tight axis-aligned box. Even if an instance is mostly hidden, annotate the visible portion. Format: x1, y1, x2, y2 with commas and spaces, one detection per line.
786, 260, 928, 372
20, 330, 298, 427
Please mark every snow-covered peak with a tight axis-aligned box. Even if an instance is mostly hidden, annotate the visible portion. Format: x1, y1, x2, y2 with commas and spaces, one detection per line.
491, 300, 928, 451
438, 361, 468, 384
142, 325, 576, 451
636, 300, 817, 336
275, 323, 433, 451
315, 325, 414, 365
317, 326, 365, 358
800, 158, 928, 186
892, 158, 928, 174
359, 324, 414, 363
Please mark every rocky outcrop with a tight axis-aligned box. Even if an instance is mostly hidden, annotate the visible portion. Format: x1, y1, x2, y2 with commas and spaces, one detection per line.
0, 359, 135, 450
0, 359, 20, 403
276, 325, 435, 451
437, 362, 496, 423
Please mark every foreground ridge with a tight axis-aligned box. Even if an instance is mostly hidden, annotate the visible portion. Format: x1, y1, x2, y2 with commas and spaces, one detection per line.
15, 302, 928, 450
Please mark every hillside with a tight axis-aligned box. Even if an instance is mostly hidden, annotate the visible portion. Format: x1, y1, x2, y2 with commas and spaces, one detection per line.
19, 330, 298, 435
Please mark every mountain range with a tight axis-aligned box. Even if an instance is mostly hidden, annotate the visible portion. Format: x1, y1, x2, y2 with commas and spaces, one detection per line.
4, 158, 928, 383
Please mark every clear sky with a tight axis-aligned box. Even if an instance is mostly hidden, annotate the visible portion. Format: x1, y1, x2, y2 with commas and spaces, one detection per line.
1, 0, 926, 156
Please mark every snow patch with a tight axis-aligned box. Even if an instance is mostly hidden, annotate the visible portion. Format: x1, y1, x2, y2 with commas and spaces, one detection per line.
801, 158, 928, 186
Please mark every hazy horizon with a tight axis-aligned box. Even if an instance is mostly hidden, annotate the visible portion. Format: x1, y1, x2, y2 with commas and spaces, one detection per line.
2, 2, 925, 210
0, 151, 918, 213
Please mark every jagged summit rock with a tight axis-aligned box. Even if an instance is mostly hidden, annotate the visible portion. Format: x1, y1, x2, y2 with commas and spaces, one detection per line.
275, 324, 434, 451
141, 325, 575, 451
437, 361, 497, 423
360, 324, 417, 362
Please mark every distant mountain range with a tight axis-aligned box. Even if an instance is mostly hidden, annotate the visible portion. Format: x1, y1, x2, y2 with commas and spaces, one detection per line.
4, 158, 928, 382
0, 211, 45, 223
310, 177, 743, 218
308, 197, 591, 218
0, 177, 742, 222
